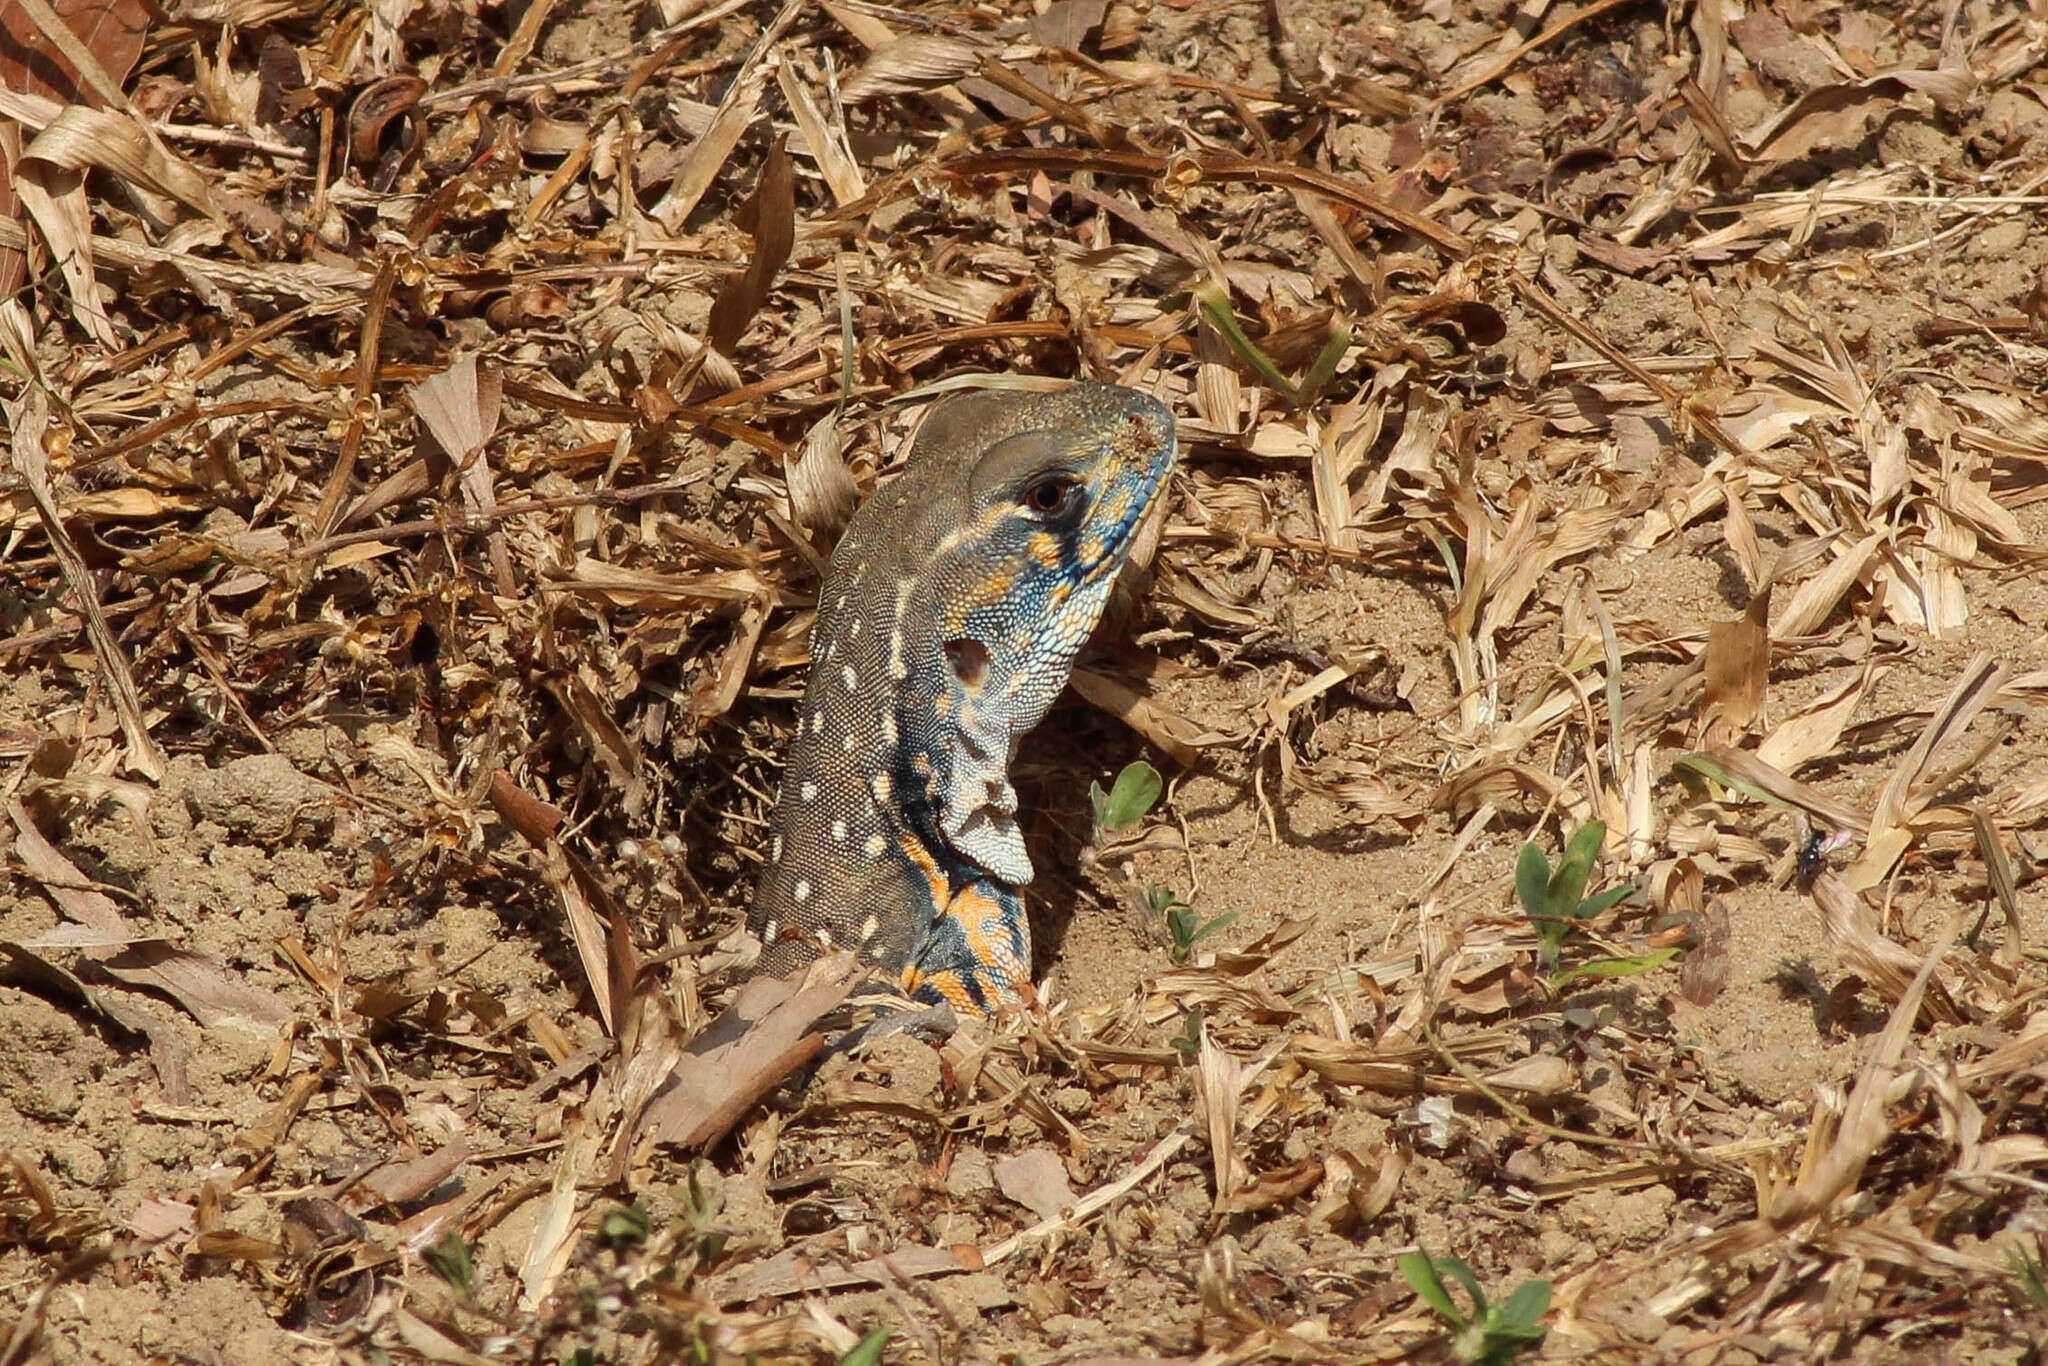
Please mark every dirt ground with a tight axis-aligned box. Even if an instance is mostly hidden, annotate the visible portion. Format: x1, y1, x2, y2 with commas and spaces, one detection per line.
5, 0, 2048, 1362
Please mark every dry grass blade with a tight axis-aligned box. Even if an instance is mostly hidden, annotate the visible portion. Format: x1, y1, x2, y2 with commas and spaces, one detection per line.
633, 954, 864, 1153
1700, 584, 1769, 743
488, 771, 626, 1034
708, 135, 795, 354
1970, 804, 2023, 963
1808, 871, 1962, 1025
1691, 914, 1958, 1263
1678, 747, 1868, 833
1847, 652, 2007, 890
4, 391, 164, 779
941, 148, 1472, 256
840, 33, 990, 102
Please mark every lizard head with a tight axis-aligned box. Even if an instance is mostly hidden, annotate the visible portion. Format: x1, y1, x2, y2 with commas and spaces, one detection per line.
900, 382, 1178, 882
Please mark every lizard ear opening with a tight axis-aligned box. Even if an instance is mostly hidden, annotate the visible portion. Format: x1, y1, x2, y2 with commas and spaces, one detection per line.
944, 638, 989, 688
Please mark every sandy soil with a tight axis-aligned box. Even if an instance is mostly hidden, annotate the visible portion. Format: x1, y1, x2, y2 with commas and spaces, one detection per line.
5, 0, 2048, 1362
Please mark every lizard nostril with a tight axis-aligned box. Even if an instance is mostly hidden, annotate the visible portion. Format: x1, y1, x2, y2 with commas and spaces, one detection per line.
943, 638, 989, 688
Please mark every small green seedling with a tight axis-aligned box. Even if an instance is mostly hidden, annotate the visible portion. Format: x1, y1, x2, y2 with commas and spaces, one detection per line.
1091, 760, 1164, 835
1171, 1006, 1207, 1059
423, 1230, 478, 1304
2013, 1246, 2048, 1310
839, 1325, 890, 1365
1398, 1247, 1550, 1365
1148, 883, 1237, 964
1515, 821, 1639, 972
598, 1200, 651, 1250
1194, 283, 1350, 409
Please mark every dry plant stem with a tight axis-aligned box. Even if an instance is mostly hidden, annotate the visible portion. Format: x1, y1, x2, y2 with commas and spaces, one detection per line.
1422, 1024, 1652, 1154
311, 257, 398, 540
490, 0, 561, 79
1437, 0, 1647, 101
488, 771, 622, 1033
496, 379, 788, 455
520, 3, 747, 226
1506, 271, 1745, 458
181, 623, 277, 753
972, 55, 1127, 151
940, 148, 1473, 257
979, 1121, 1199, 1266
4, 391, 166, 781
289, 474, 714, 562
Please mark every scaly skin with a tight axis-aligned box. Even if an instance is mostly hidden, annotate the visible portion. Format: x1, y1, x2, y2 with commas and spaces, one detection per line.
748, 382, 1178, 1015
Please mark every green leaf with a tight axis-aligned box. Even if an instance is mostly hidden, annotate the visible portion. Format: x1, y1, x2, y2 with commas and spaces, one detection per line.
1545, 821, 1606, 921
1146, 883, 1189, 916
1668, 752, 1785, 808
1097, 760, 1164, 833
1196, 284, 1300, 404
838, 1327, 891, 1366
423, 1231, 476, 1301
599, 1201, 652, 1248
2012, 1248, 2048, 1309
1295, 324, 1352, 407
1574, 882, 1634, 920
1435, 1255, 1488, 1318
1514, 843, 1551, 920
1493, 1278, 1552, 1334
1397, 1250, 1468, 1332
1168, 907, 1239, 962
1551, 949, 1679, 987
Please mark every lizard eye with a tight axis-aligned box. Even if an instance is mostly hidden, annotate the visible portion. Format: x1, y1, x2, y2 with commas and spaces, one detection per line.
1023, 475, 1081, 517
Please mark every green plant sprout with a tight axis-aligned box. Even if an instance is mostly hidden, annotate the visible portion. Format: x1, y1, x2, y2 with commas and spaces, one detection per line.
1148, 883, 1237, 964
1398, 1247, 1550, 1365
423, 1229, 478, 1305
1091, 759, 1164, 835
1515, 821, 1672, 983
840, 1325, 890, 1365
1194, 283, 1350, 409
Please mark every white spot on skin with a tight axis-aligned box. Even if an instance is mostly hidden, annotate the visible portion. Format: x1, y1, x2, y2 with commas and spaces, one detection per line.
864, 835, 886, 858
880, 713, 898, 744
842, 733, 856, 754
761, 918, 779, 941
842, 664, 859, 690
770, 835, 783, 863
801, 781, 818, 801
810, 712, 826, 735
871, 773, 892, 801
835, 593, 849, 611
888, 583, 914, 680
817, 927, 834, 948
832, 819, 848, 841
794, 880, 811, 903
860, 914, 880, 942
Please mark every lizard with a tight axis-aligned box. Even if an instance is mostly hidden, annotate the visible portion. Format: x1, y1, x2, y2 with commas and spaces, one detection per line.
746, 381, 1178, 1018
